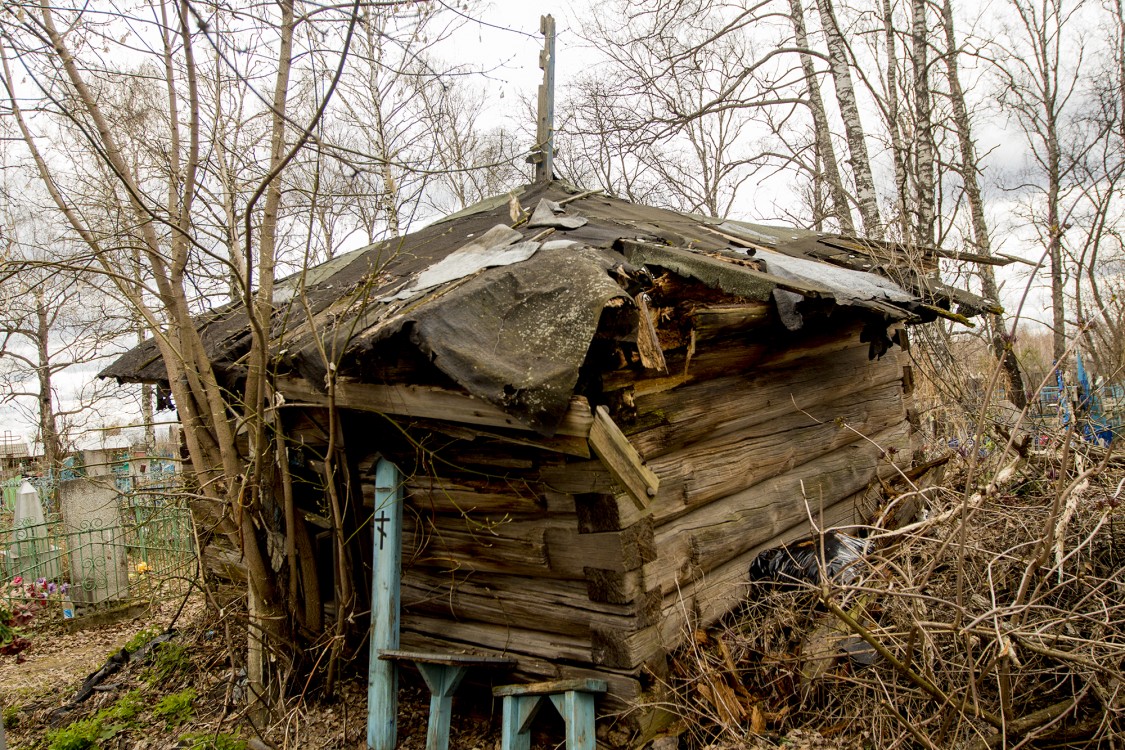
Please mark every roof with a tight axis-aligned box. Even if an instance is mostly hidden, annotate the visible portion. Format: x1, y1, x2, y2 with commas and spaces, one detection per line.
102, 180, 1000, 435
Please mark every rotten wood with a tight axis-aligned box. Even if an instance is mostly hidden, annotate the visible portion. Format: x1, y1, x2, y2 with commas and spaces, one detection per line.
634, 293, 668, 372
689, 301, 773, 338
588, 405, 660, 509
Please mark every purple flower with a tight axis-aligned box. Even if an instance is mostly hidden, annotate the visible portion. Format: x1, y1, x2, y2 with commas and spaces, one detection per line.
60, 583, 69, 594
47, 582, 56, 595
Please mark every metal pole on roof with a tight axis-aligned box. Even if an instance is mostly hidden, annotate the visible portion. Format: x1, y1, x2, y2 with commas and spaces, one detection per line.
533, 14, 556, 183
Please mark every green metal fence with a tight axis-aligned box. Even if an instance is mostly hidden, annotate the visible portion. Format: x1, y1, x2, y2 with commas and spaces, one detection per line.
1, 479, 195, 616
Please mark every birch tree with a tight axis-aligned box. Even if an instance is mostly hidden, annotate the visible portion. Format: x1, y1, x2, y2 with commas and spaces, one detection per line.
788, 0, 854, 232
813, 0, 884, 237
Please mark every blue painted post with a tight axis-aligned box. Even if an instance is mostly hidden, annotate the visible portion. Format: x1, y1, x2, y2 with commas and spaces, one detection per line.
416, 663, 468, 750
367, 458, 404, 750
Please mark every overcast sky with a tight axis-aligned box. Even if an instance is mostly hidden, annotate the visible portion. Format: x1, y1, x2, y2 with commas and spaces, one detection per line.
0, 0, 1078, 445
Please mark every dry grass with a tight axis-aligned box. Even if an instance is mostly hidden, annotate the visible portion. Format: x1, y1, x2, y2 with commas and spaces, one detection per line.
660, 442, 1125, 749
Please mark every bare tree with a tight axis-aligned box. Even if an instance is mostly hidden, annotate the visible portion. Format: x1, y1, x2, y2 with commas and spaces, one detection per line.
0, 0, 361, 702
787, 0, 854, 232
929, 0, 1027, 406
994, 0, 1088, 362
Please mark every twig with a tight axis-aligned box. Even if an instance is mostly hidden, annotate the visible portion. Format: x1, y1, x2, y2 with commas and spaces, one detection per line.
822, 595, 1004, 728
963, 696, 1081, 750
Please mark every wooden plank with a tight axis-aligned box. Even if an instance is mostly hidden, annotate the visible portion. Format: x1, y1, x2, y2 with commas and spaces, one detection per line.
378, 650, 517, 668
368, 458, 404, 750
588, 406, 660, 509
494, 678, 608, 697
396, 627, 645, 712
275, 375, 594, 438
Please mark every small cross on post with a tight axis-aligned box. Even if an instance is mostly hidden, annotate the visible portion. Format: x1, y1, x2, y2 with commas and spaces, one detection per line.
374, 511, 389, 550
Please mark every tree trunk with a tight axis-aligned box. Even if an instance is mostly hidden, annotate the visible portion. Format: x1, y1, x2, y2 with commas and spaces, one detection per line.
941, 0, 1027, 407
911, 0, 936, 248
789, 0, 855, 234
34, 293, 60, 470
814, 0, 883, 238
882, 0, 909, 239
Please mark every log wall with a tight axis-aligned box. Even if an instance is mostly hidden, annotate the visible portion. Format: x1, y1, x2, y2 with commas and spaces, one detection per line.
355, 317, 916, 710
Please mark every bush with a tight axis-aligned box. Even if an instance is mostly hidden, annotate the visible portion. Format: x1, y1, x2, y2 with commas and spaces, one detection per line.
154, 687, 196, 728
45, 717, 111, 750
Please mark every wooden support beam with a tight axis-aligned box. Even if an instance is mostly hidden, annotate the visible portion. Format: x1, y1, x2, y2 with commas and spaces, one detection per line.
275, 376, 594, 438
588, 406, 659, 510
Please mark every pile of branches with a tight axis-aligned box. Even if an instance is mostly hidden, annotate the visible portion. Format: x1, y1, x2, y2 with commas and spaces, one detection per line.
666, 447, 1125, 748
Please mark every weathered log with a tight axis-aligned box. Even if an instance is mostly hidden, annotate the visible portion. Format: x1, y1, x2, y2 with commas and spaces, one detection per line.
373, 476, 546, 516
653, 491, 867, 649
689, 301, 772, 339
275, 375, 594, 438
400, 570, 655, 638
403, 515, 655, 579
401, 614, 593, 663
648, 421, 913, 596
628, 341, 903, 458
647, 380, 906, 519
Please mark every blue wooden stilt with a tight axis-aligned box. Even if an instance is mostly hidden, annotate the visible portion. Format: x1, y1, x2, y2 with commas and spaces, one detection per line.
416, 663, 467, 750
494, 679, 607, 750
379, 650, 516, 750
500, 694, 542, 750
367, 458, 403, 750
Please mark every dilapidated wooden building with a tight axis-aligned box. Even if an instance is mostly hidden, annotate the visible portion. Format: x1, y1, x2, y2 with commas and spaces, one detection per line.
104, 180, 997, 710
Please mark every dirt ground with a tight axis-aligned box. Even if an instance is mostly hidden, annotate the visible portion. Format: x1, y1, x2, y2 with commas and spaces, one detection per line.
1, 589, 848, 750
0, 590, 562, 750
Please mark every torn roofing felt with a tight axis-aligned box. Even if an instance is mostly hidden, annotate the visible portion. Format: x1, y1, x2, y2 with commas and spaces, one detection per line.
101, 180, 1004, 436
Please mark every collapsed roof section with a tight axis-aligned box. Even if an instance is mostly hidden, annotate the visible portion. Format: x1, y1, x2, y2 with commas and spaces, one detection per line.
102, 180, 1002, 436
